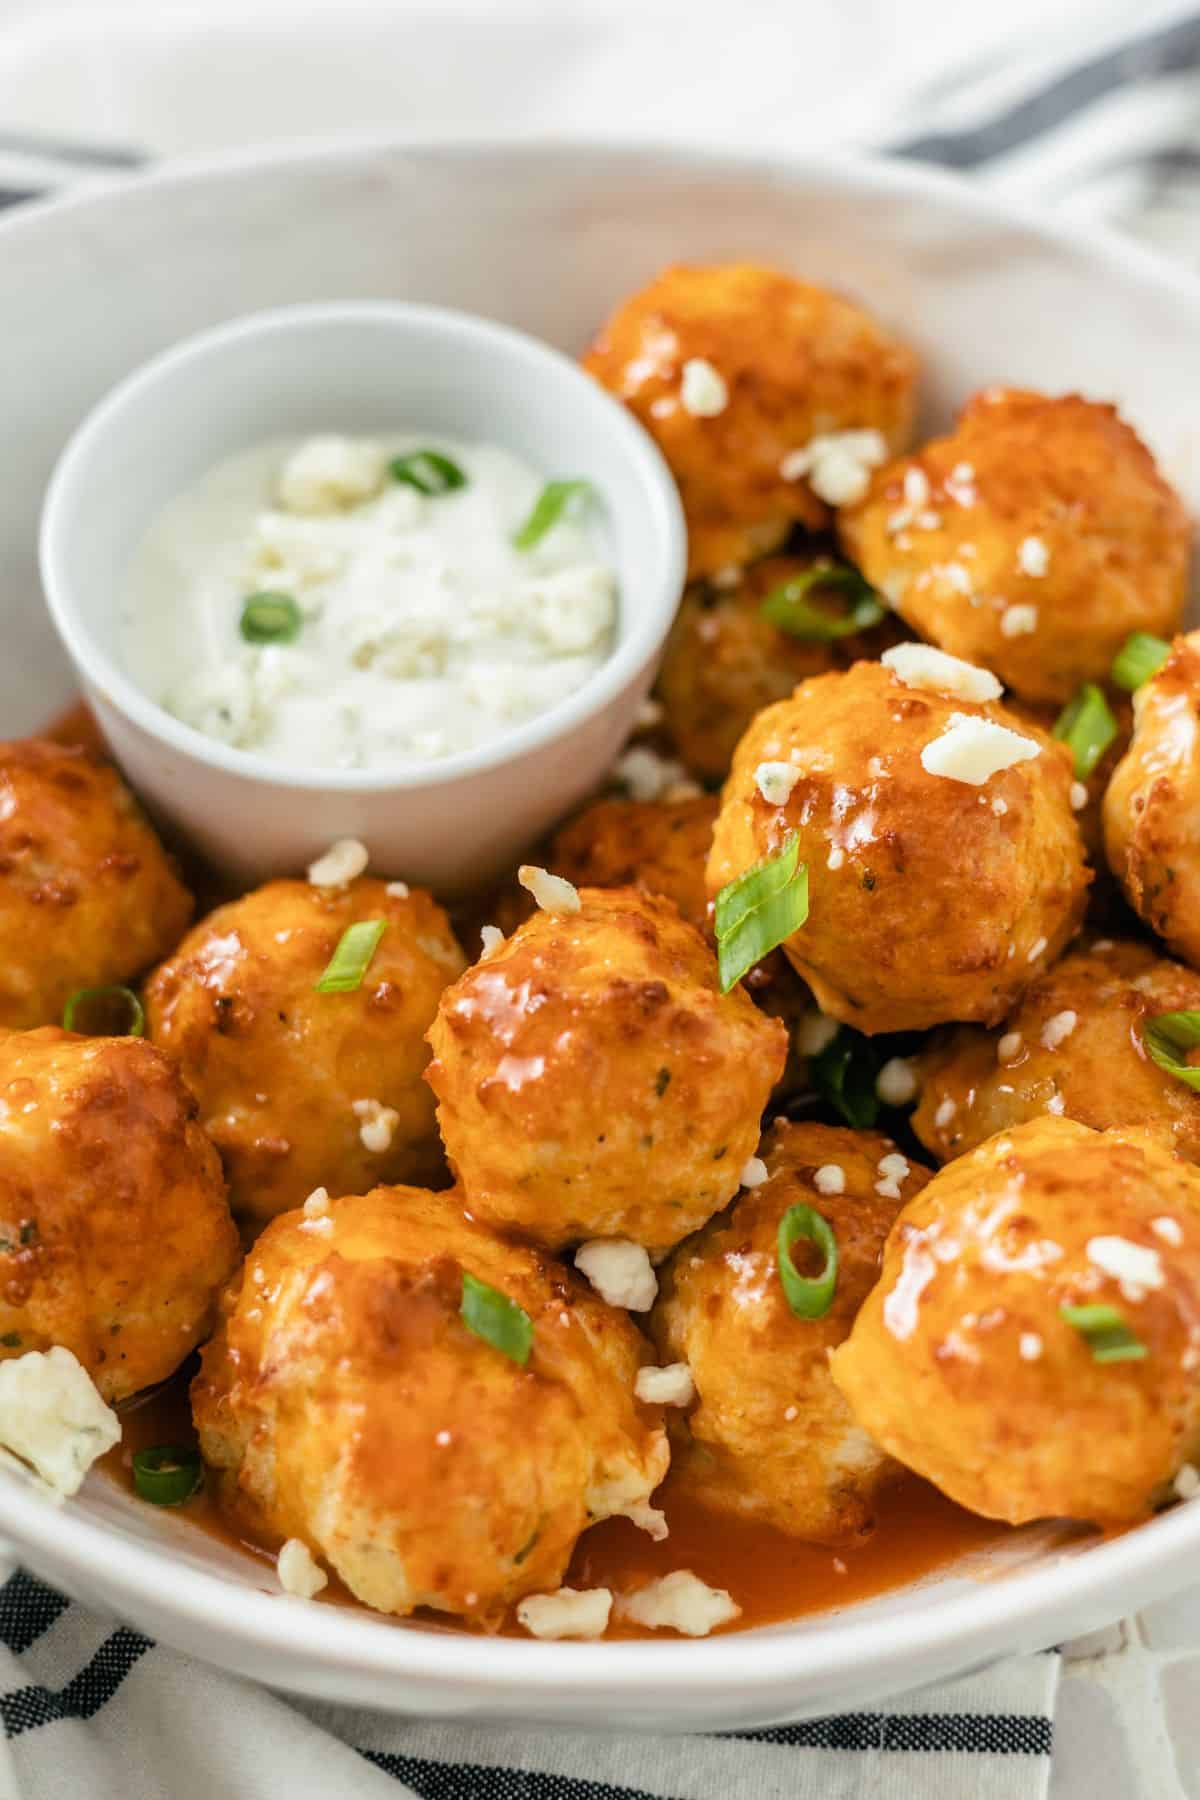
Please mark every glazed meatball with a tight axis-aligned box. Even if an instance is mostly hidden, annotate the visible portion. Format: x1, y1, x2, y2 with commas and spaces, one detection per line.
547, 793, 718, 936
1104, 632, 1200, 968
0, 739, 192, 1030
583, 263, 917, 579
913, 941, 1200, 1165
706, 658, 1090, 1034
838, 389, 1190, 705
426, 886, 787, 1254
192, 1185, 668, 1624
145, 877, 465, 1226
656, 558, 845, 782
651, 1121, 930, 1543
0, 1028, 238, 1401
832, 1117, 1200, 1525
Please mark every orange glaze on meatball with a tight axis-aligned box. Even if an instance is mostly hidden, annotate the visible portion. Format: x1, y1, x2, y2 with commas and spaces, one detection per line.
192, 1185, 668, 1624
1104, 632, 1200, 969
0, 738, 192, 1029
546, 793, 718, 937
838, 389, 1189, 705
706, 660, 1090, 1034
832, 1116, 1200, 1525
583, 263, 917, 579
426, 887, 786, 1254
145, 877, 465, 1226
650, 1120, 930, 1543
0, 1028, 238, 1400
913, 940, 1200, 1166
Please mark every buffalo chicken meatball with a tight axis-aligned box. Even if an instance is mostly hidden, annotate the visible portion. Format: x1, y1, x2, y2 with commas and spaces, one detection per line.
1104, 632, 1200, 968
0, 1028, 238, 1400
832, 1117, 1200, 1525
192, 1185, 668, 1624
838, 389, 1189, 705
706, 657, 1089, 1034
426, 886, 786, 1254
583, 263, 917, 579
145, 877, 465, 1225
547, 793, 718, 936
913, 940, 1200, 1165
0, 739, 192, 1030
650, 1121, 929, 1543
656, 558, 851, 783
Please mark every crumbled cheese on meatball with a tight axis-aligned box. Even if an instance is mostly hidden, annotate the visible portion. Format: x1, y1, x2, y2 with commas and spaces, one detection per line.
1086, 1236, 1165, 1303
997, 1031, 1024, 1064
903, 467, 930, 508
0, 1348, 120, 1498
1019, 1332, 1044, 1362
711, 563, 743, 591
518, 865, 581, 915
1174, 1464, 1200, 1502
517, 1587, 612, 1640
877, 1056, 918, 1106
754, 761, 801, 806
992, 797, 1008, 816
478, 924, 505, 961
635, 1363, 696, 1407
1070, 782, 1088, 811
575, 1239, 658, 1311
613, 745, 697, 804
796, 1011, 839, 1057
1041, 1010, 1077, 1051
352, 1097, 399, 1154
1027, 936, 1048, 964
277, 1538, 328, 1600
881, 644, 1002, 704
778, 429, 887, 508
934, 1098, 957, 1129
1152, 1216, 1184, 1248
1000, 604, 1039, 638
813, 1164, 845, 1196
307, 837, 369, 888
386, 880, 410, 899
617, 1570, 741, 1637
680, 359, 728, 418
1018, 536, 1049, 577
875, 1152, 910, 1200
302, 1186, 330, 1218
739, 1156, 769, 1189
278, 435, 385, 514
920, 714, 1041, 786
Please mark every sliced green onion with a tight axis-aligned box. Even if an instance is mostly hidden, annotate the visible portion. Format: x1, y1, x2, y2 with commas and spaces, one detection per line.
1112, 631, 1171, 692
777, 1204, 839, 1319
461, 1270, 533, 1366
62, 985, 145, 1039
1052, 682, 1118, 780
313, 920, 387, 994
1059, 1302, 1147, 1363
760, 564, 886, 640
132, 1444, 203, 1506
1142, 1010, 1200, 1090
513, 479, 591, 550
239, 592, 302, 645
389, 449, 467, 495
714, 833, 809, 994
811, 1027, 881, 1129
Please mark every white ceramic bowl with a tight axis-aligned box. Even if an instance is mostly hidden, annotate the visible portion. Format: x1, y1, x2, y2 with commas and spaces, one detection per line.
2, 137, 1200, 1731
38, 300, 686, 893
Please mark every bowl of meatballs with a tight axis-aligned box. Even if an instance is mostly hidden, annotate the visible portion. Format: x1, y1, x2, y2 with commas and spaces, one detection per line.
1, 138, 1199, 1731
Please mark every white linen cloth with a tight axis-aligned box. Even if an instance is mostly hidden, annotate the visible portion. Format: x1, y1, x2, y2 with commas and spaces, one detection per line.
0, 3, 1199, 1796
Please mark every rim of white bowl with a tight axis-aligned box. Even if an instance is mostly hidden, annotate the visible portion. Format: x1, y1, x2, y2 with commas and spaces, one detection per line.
38, 298, 687, 792
5, 134, 1200, 1695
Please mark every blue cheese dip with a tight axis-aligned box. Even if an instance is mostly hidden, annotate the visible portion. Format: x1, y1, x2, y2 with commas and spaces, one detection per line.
120, 435, 617, 770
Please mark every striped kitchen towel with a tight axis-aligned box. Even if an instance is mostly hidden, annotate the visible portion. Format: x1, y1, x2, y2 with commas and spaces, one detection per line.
0, 1565, 1059, 1800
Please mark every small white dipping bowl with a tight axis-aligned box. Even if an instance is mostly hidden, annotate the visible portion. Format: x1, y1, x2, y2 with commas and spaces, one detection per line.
39, 301, 686, 893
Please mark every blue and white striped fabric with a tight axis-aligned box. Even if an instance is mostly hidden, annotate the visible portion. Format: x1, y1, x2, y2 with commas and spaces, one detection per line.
2, 5, 1199, 1794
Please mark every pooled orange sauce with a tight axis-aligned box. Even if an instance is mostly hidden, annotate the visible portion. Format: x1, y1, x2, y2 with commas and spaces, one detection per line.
107, 1375, 1009, 1639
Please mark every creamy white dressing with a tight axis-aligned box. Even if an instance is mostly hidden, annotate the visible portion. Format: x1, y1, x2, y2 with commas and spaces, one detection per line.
120, 434, 618, 770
